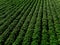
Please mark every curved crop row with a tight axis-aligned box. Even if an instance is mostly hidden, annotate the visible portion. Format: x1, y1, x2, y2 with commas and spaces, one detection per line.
4, 0, 36, 45
22, 0, 40, 45
0, 0, 30, 34
31, 0, 41, 45
0, 0, 27, 26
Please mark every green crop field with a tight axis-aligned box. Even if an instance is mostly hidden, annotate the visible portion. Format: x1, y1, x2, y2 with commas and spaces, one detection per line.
0, 0, 60, 45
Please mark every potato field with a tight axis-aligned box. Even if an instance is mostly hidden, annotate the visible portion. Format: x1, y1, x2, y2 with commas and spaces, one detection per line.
0, 0, 60, 45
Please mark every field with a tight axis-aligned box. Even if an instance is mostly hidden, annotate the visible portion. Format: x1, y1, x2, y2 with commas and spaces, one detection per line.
0, 0, 60, 45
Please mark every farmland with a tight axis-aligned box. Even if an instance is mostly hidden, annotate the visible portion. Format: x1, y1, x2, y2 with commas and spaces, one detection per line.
0, 0, 60, 45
